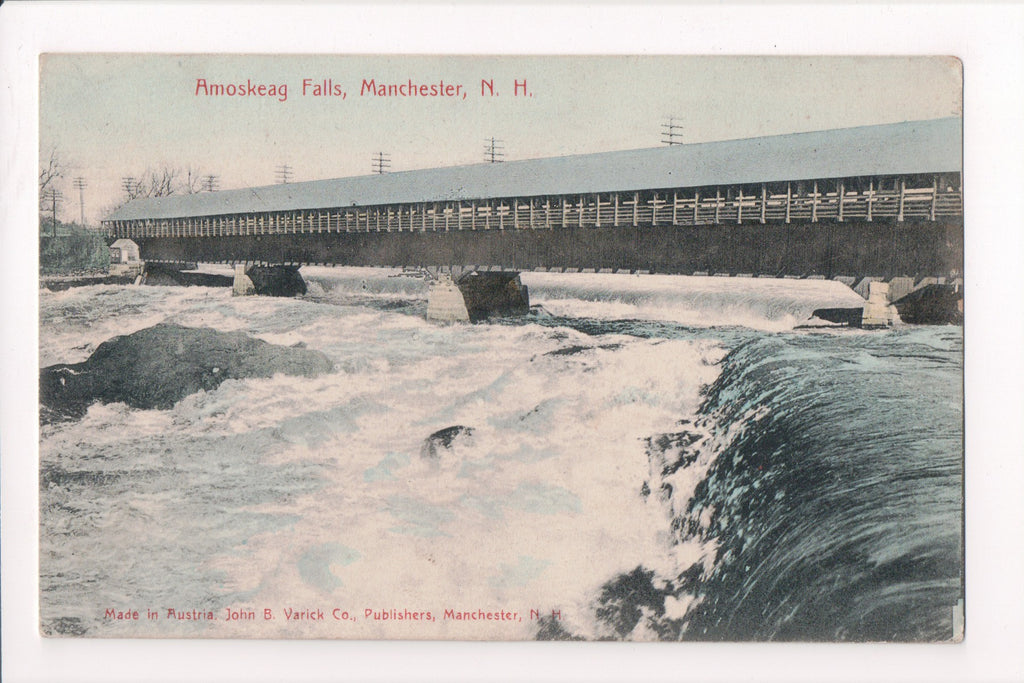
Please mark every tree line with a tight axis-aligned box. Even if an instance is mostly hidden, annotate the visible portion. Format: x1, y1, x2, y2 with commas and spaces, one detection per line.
39, 145, 218, 230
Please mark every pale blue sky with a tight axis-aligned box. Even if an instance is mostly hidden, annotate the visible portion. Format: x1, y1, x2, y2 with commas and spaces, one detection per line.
40, 55, 962, 224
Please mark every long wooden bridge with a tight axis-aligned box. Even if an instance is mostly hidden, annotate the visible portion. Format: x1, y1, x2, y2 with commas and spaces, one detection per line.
104, 118, 963, 283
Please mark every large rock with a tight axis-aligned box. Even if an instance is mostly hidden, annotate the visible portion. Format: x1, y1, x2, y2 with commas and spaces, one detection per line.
40, 323, 333, 422
420, 425, 475, 461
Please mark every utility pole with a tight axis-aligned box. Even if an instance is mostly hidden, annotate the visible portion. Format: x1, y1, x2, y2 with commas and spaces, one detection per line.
121, 176, 138, 199
372, 152, 391, 175
275, 164, 293, 184
484, 137, 505, 163
661, 116, 684, 146
44, 187, 63, 237
73, 177, 87, 225
202, 174, 220, 192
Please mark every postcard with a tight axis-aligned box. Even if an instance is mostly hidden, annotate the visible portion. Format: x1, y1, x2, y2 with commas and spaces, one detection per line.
35, 54, 964, 643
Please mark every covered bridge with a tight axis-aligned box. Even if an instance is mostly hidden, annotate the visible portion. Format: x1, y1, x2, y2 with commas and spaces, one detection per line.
103, 117, 963, 280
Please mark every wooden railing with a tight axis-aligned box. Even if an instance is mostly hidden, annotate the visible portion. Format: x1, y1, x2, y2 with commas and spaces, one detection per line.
105, 175, 963, 240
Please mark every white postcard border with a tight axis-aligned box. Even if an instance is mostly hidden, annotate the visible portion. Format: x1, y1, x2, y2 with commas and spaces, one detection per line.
3, 2, 1023, 682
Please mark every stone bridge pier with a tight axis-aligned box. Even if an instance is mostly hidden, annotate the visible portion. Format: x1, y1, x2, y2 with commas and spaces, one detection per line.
232, 264, 306, 297
426, 270, 529, 323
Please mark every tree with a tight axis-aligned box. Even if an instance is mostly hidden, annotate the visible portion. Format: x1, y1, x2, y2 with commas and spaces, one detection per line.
131, 167, 180, 198
121, 167, 177, 200
121, 165, 212, 200
39, 147, 65, 212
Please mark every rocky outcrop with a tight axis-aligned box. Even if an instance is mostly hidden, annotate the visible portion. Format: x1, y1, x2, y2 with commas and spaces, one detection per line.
420, 425, 475, 461
40, 323, 333, 422
810, 307, 863, 327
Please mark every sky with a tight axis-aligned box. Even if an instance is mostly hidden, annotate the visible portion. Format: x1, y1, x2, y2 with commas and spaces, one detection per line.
39, 55, 962, 225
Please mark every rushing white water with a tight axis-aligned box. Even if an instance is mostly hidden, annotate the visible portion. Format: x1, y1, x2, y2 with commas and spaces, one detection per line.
521, 271, 865, 331
39, 268, 959, 641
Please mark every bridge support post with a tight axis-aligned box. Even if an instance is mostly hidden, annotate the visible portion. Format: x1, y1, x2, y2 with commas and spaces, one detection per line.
817, 277, 962, 327
426, 273, 470, 322
811, 279, 893, 327
861, 281, 898, 328
233, 264, 306, 297
233, 264, 256, 296
426, 270, 530, 323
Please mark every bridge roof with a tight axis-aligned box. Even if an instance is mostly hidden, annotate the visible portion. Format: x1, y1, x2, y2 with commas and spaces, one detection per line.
106, 117, 962, 221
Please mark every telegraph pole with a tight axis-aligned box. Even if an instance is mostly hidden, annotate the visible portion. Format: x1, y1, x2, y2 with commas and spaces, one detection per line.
202, 174, 220, 192
484, 137, 505, 163
372, 152, 391, 175
121, 176, 138, 199
661, 116, 683, 146
275, 164, 293, 184
73, 177, 87, 225
44, 187, 63, 237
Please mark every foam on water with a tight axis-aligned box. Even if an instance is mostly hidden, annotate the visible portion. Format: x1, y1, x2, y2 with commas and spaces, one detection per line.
614, 327, 964, 641
298, 267, 865, 332
38, 268, 959, 641
520, 272, 865, 331
39, 276, 725, 638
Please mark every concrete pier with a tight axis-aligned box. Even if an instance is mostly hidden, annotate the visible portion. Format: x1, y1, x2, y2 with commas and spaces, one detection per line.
233, 264, 306, 297
893, 282, 964, 325
861, 281, 897, 328
426, 270, 530, 323
455, 271, 529, 322
426, 273, 470, 322
815, 276, 962, 327
232, 264, 256, 296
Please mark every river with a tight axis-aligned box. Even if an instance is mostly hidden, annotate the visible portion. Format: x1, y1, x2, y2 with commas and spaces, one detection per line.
38, 267, 963, 641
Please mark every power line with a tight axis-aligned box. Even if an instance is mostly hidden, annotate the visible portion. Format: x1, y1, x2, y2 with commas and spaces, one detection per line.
372, 152, 391, 175
484, 137, 505, 163
661, 116, 684, 146
202, 174, 220, 192
275, 164, 293, 184
72, 177, 87, 225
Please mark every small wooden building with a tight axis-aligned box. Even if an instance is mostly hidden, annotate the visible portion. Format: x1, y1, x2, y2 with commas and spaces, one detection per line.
109, 238, 140, 264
